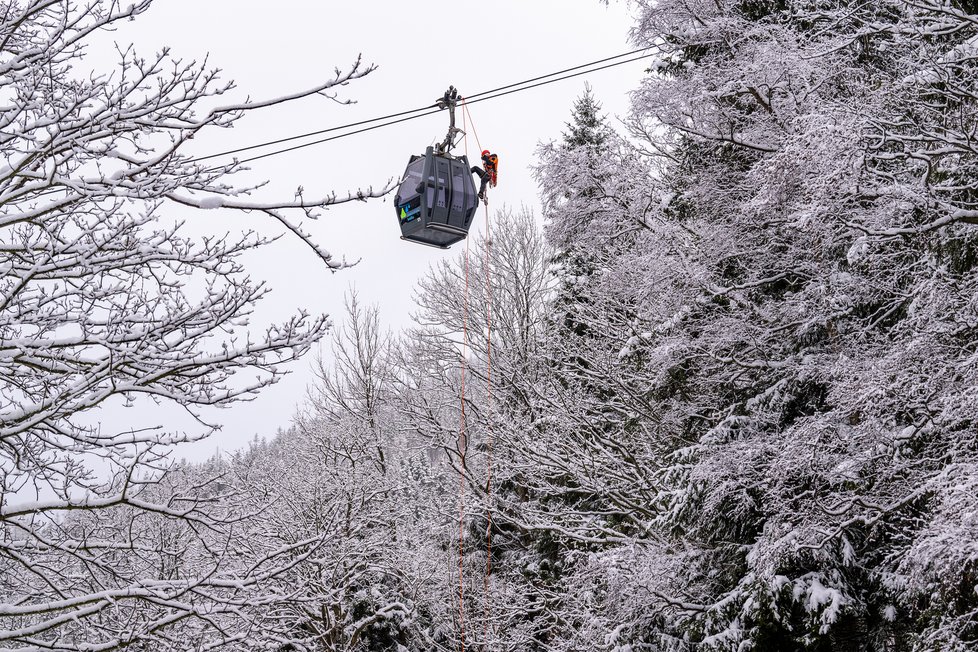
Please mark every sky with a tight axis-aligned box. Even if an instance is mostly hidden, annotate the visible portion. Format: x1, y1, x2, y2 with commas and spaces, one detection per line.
95, 0, 646, 457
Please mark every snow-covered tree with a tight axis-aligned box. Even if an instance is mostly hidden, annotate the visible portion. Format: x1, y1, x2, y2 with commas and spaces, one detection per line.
383, 209, 553, 651
16, 0, 976, 649
488, 0, 978, 649
0, 1, 383, 649
520, 0, 978, 649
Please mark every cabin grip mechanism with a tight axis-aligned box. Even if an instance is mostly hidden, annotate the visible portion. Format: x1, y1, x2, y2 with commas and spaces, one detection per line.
434, 86, 464, 155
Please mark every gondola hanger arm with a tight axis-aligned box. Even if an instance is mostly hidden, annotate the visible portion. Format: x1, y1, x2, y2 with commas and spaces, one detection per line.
434, 85, 465, 155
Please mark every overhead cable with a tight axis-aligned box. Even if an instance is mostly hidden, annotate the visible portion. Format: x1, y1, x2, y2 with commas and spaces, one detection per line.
19, 45, 662, 202
200, 47, 659, 165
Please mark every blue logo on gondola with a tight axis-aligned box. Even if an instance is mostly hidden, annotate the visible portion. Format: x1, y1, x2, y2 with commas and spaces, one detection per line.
399, 203, 422, 224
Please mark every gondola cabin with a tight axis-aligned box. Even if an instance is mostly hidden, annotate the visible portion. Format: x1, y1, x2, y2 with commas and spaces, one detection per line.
395, 146, 479, 248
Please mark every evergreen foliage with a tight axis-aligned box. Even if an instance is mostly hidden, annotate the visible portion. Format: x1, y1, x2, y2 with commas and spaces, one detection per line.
191, 0, 978, 646
7, 0, 978, 650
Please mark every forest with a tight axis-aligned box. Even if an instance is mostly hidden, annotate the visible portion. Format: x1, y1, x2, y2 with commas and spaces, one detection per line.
1, 0, 977, 650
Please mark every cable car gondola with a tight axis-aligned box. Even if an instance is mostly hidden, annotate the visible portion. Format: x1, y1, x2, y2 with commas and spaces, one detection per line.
395, 87, 480, 249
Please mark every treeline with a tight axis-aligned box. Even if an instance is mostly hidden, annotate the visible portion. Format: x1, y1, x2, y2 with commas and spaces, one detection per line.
234, 0, 978, 648
4, 0, 977, 650
232, 0, 978, 647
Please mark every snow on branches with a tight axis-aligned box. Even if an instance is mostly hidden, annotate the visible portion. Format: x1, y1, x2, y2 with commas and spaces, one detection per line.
0, 1, 384, 649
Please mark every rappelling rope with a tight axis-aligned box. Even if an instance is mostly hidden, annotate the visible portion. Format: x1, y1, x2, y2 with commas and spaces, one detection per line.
454, 105, 472, 652
462, 101, 483, 157
456, 231, 470, 651
461, 97, 495, 649
481, 189, 494, 648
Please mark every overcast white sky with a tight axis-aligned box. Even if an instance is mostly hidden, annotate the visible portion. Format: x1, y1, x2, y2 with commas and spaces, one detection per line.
96, 0, 645, 458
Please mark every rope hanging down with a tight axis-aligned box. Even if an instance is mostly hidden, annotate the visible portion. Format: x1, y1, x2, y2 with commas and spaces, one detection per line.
481, 182, 494, 649
455, 98, 475, 652
462, 97, 494, 645
454, 99, 496, 648
457, 225, 471, 652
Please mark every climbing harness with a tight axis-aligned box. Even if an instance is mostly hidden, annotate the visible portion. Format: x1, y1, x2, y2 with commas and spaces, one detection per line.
482, 151, 498, 188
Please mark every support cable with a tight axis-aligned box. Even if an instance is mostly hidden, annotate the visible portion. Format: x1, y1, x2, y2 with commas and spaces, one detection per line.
19, 47, 661, 204
197, 48, 659, 165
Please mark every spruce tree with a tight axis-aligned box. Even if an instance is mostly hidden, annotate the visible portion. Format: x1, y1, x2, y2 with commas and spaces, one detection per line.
523, 0, 978, 649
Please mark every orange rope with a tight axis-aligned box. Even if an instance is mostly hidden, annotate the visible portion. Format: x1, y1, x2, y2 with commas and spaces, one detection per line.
482, 198, 494, 646
462, 100, 484, 155
457, 234, 470, 651
463, 96, 495, 649
455, 105, 471, 652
